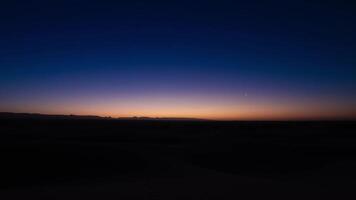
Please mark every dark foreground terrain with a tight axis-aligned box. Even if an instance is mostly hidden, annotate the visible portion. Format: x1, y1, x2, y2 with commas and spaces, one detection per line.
1, 113, 356, 199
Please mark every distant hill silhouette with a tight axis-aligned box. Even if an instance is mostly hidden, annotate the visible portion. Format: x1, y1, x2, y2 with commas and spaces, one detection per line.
0, 112, 209, 121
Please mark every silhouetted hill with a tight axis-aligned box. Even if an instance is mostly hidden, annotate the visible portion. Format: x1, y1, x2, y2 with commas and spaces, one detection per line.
0, 112, 104, 120
0, 112, 209, 121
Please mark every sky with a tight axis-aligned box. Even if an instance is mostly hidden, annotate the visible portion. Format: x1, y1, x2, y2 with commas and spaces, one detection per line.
0, 0, 356, 120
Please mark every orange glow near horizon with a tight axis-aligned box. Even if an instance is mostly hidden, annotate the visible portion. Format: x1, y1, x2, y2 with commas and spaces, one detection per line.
2, 95, 355, 120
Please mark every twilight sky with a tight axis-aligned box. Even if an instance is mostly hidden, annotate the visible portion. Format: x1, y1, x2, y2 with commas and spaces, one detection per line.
0, 0, 355, 120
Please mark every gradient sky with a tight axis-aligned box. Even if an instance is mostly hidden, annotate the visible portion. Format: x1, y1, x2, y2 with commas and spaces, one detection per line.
1, 0, 356, 120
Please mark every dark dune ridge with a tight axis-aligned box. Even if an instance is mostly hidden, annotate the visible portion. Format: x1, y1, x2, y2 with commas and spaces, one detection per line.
0, 113, 356, 199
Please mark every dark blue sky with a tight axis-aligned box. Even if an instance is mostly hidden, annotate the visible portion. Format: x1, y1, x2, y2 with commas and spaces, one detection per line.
1, 0, 355, 119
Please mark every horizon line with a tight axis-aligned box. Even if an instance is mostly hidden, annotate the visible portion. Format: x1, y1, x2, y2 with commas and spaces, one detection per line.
1, 111, 355, 122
